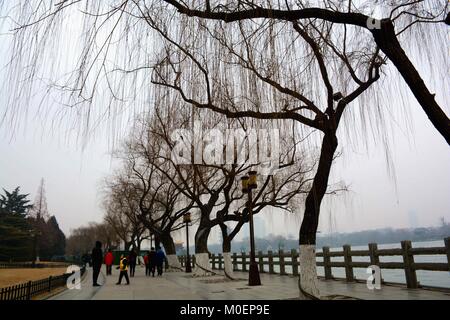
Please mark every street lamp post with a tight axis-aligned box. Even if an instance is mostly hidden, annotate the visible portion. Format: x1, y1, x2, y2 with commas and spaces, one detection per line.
184, 212, 192, 273
241, 171, 261, 286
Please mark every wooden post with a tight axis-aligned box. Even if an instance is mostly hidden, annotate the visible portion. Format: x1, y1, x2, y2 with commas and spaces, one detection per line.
0, 287, 4, 301
401, 240, 418, 289
242, 252, 247, 272
322, 246, 332, 280
211, 254, 216, 270
218, 253, 223, 270
279, 250, 286, 275
343, 245, 354, 282
268, 250, 274, 274
48, 276, 52, 292
445, 237, 450, 272
291, 249, 299, 276
258, 251, 264, 273
192, 254, 196, 269
232, 253, 237, 271
26, 281, 32, 300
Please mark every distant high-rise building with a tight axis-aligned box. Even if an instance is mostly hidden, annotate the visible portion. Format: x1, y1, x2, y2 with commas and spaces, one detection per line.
408, 209, 419, 229
254, 217, 266, 238
242, 216, 266, 239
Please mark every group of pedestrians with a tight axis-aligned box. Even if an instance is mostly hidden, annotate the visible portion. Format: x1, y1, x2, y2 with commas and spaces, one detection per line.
143, 247, 166, 277
89, 240, 167, 287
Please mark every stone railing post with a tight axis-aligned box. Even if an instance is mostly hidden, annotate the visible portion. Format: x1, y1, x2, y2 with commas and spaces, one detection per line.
401, 240, 418, 288
444, 237, 450, 272
218, 253, 223, 270
369, 243, 383, 283
343, 245, 354, 282
258, 251, 264, 273
279, 250, 286, 275
268, 250, 274, 274
242, 252, 247, 272
322, 246, 332, 280
291, 249, 298, 276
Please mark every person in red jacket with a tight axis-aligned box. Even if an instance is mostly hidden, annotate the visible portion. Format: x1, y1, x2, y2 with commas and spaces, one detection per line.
144, 251, 150, 276
104, 249, 114, 276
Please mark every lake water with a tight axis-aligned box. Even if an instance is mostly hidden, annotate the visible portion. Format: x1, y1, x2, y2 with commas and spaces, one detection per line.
257, 240, 450, 288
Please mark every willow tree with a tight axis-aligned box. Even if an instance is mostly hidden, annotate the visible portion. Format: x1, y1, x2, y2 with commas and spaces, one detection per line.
110, 134, 195, 271
158, 0, 449, 144
141, 1, 448, 298
132, 102, 321, 278
0, 0, 448, 298
102, 174, 149, 253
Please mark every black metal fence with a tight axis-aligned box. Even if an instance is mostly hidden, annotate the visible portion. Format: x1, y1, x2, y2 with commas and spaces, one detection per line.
0, 262, 70, 269
0, 265, 86, 300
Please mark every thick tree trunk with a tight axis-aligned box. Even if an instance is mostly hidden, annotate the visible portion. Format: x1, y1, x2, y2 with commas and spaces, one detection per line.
154, 235, 161, 250
193, 225, 214, 277
124, 241, 132, 253
299, 245, 320, 299
222, 237, 234, 280
299, 132, 338, 299
160, 232, 183, 271
372, 20, 450, 145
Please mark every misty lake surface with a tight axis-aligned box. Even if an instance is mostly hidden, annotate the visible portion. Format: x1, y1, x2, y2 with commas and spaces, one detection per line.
262, 240, 450, 288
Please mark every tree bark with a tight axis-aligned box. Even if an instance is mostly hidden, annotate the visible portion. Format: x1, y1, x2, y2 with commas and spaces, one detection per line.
160, 233, 176, 255
160, 232, 183, 271
193, 224, 215, 276
221, 235, 235, 280
372, 19, 450, 145
298, 131, 338, 299
154, 234, 161, 250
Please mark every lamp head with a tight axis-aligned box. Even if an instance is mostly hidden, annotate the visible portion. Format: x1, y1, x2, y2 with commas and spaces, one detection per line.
241, 175, 249, 193
248, 171, 257, 189
183, 212, 191, 223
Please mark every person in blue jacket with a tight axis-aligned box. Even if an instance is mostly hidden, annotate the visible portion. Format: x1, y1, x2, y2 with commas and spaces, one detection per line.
155, 246, 166, 276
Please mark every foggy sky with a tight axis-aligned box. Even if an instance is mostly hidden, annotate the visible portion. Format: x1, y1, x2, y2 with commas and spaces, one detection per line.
1, 86, 448, 241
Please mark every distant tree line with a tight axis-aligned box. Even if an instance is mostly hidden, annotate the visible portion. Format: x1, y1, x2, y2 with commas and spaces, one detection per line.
65, 222, 121, 258
0, 186, 66, 262
204, 221, 450, 254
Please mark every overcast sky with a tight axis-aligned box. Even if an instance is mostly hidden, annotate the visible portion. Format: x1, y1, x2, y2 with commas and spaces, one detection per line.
1, 80, 448, 240
0, 6, 449, 241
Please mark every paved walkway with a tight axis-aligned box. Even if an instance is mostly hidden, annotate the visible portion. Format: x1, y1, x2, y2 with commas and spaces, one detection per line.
49, 266, 450, 300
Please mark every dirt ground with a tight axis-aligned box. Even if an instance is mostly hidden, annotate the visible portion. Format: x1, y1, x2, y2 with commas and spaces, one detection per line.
0, 268, 68, 288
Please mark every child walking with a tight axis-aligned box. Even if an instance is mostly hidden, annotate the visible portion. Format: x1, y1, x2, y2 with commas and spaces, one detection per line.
116, 254, 130, 285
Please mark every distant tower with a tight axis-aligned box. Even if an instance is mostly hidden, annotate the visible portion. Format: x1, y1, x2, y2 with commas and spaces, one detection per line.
408, 210, 419, 229
242, 217, 266, 240
253, 217, 266, 238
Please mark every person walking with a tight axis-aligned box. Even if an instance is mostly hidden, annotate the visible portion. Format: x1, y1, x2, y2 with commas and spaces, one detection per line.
156, 246, 165, 276
149, 247, 157, 277
104, 249, 114, 276
144, 251, 150, 276
116, 255, 130, 285
91, 241, 103, 287
128, 248, 137, 277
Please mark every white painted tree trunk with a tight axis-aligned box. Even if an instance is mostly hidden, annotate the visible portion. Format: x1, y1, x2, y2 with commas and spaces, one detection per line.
166, 254, 183, 272
298, 245, 321, 299
222, 252, 235, 280
192, 253, 215, 277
